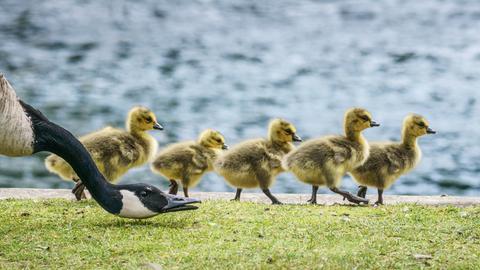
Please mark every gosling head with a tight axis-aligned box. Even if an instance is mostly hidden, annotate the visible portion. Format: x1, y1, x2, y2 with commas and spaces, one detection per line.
268, 118, 302, 143
403, 114, 436, 138
114, 183, 200, 219
127, 106, 163, 132
344, 108, 380, 132
198, 129, 228, 150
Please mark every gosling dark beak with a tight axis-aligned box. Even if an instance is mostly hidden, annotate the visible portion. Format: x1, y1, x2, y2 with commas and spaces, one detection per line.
427, 127, 436, 134
292, 134, 302, 142
162, 195, 201, 213
370, 121, 380, 127
222, 144, 229, 150
153, 122, 164, 130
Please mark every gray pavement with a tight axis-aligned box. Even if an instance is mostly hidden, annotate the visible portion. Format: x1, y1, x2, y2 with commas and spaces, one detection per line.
1, 188, 479, 206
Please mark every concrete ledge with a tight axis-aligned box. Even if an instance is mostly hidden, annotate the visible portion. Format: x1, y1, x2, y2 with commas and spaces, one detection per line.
0, 188, 479, 206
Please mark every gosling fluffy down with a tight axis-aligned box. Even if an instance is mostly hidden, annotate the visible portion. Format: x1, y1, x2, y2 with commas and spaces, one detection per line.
283, 108, 379, 204
214, 118, 302, 204
45, 106, 163, 200
151, 129, 228, 197
351, 114, 436, 205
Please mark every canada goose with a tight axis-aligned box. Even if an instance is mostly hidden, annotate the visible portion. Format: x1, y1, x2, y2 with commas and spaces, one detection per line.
45, 106, 162, 201
151, 129, 228, 197
215, 119, 302, 204
351, 114, 436, 205
283, 108, 379, 204
0, 74, 199, 218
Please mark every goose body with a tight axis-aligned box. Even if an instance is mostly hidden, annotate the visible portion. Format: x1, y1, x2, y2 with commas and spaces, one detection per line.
284, 108, 379, 204
45, 106, 161, 200
0, 75, 34, 156
0, 74, 199, 218
351, 114, 436, 205
215, 119, 302, 204
151, 129, 228, 197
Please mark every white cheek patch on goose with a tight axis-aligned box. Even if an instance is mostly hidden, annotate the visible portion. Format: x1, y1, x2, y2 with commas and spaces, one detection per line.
118, 190, 157, 219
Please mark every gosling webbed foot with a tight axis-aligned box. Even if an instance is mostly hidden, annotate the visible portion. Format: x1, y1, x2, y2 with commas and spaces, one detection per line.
374, 189, 384, 206
373, 200, 384, 206
72, 181, 86, 201
343, 193, 369, 204
306, 197, 317, 204
330, 187, 369, 205
168, 180, 178, 195
262, 188, 282, 205
231, 188, 242, 201
308, 186, 319, 204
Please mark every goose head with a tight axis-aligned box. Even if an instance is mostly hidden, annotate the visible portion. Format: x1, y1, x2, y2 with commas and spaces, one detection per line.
114, 183, 200, 219
402, 114, 436, 138
268, 118, 302, 143
344, 108, 380, 132
127, 106, 163, 132
198, 129, 228, 150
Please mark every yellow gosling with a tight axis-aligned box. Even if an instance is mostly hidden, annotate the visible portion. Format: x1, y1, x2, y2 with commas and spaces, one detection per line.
45, 106, 162, 200
215, 119, 302, 204
283, 108, 379, 204
351, 114, 436, 205
151, 129, 228, 197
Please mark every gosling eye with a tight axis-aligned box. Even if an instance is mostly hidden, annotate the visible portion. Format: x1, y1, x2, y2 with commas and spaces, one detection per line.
284, 129, 293, 135
417, 122, 426, 128
145, 116, 153, 124
215, 138, 222, 143
359, 115, 370, 122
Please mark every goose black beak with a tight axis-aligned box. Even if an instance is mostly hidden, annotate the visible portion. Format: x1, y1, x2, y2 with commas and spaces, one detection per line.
427, 127, 436, 134
222, 144, 229, 150
162, 195, 201, 213
153, 122, 164, 130
292, 134, 302, 142
370, 121, 380, 127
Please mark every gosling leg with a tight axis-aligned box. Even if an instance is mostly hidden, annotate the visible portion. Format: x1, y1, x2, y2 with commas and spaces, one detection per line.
262, 188, 282, 205
183, 187, 189, 198
329, 187, 369, 205
231, 188, 242, 201
307, 185, 319, 204
168, 180, 178, 195
357, 186, 368, 198
374, 189, 384, 206
72, 178, 86, 201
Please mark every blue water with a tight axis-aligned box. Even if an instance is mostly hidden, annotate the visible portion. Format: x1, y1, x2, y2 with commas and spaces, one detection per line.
0, 0, 479, 196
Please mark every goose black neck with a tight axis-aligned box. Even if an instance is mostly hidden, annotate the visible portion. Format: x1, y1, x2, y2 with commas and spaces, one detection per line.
20, 101, 121, 214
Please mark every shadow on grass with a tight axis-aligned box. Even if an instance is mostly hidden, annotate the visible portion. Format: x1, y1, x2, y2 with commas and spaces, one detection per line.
282, 202, 370, 208
90, 217, 193, 229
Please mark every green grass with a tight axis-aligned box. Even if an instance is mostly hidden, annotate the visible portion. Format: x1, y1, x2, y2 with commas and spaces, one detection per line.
0, 199, 479, 269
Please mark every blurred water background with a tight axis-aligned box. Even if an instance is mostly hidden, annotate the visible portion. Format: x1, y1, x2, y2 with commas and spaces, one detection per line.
0, 0, 479, 196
